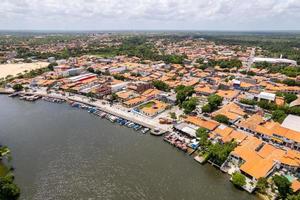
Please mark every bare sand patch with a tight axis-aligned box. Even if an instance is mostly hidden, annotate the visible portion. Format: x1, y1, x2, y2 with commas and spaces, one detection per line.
0, 62, 49, 79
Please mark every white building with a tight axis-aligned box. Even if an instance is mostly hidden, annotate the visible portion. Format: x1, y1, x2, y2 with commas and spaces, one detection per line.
254, 57, 297, 66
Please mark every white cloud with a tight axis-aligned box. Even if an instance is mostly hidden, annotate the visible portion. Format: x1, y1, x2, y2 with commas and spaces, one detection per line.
0, 0, 300, 30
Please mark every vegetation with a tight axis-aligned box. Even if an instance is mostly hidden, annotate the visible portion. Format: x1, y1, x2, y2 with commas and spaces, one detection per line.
214, 114, 230, 124
113, 74, 126, 81
206, 59, 242, 69
202, 94, 223, 113
287, 193, 300, 200
12, 84, 23, 92
276, 92, 298, 104
152, 80, 170, 92
256, 177, 269, 194
283, 79, 300, 87
254, 62, 300, 78
47, 62, 58, 71
169, 112, 177, 119
182, 97, 198, 114
0, 174, 20, 200
273, 175, 292, 199
175, 85, 195, 105
196, 128, 210, 148
0, 146, 20, 200
232, 172, 246, 188
272, 110, 287, 123
240, 98, 257, 106
207, 141, 237, 166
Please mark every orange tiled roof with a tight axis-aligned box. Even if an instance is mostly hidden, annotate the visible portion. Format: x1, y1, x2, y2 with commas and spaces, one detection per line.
212, 102, 245, 121
291, 180, 300, 193
185, 116, 219, 131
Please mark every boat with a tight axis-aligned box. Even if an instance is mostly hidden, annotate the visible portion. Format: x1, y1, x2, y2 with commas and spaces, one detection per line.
100, 112, 106, 118
120, 120, 127, 126
133, 125, 142, 131
141, 128, 150, 134
128, 123, 135, 128
108, 115, 118, 122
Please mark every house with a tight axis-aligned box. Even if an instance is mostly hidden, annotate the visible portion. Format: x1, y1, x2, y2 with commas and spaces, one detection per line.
157, 93, 177, 105
212, 102, 246, 124
255, 92, 276, 102
210, 124, 247, 144
185, 116, 219, 131
139, 100, 169, 117
216, 90, 240, 101
195, 85, 216, 96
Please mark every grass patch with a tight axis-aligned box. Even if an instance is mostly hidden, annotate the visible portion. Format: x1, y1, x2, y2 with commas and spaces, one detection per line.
139, 101, 155, 109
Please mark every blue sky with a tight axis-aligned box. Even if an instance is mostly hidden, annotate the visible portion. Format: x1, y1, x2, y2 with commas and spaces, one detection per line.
1, 0, 300, 30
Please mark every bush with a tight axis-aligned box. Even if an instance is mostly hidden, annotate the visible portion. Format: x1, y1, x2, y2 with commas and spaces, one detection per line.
0, 174, 20, 200
182, 97, 198, 114
214, 114, 229, 124
12, 84, 23, 92
201, 104, 212, 113
272, 110, 287, 123
232, 172, 246, 188
152, 80, 170, 92
256, 177, 268, 194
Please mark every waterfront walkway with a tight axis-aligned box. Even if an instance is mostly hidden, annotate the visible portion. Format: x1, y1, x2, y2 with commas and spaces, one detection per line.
20, 91, 172, 132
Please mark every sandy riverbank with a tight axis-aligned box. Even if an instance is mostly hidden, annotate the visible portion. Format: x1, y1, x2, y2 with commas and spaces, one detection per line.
0, 62, 49, 79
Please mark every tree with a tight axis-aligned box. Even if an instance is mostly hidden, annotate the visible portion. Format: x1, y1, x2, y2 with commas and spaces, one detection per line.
47, 62, 58, 70
284, 93, 298, 104
182, 97, 198, 114
207, 141, 237, 166
207, 94, 223, 111
256, 177, 268, 194
12, 84, 23, 92
152, 80, 170, 92
196, 58, 204, 64
287, 193, 300, 200
169, 112, 177, 119
273, 175, 292, 199
87, 67, 95, 73
196, 128, 210, 148
175, 85, 195, 105
272, 110, 287, 123
201, 104, 212, 113
0, 174, 20, 200
214, 114, 229, 124
232, 172, 246, 188
113, 74, 125, 81
240, 99, 257, 106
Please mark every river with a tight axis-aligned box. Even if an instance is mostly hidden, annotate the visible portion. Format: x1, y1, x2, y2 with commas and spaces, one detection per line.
0, 95, 256, 200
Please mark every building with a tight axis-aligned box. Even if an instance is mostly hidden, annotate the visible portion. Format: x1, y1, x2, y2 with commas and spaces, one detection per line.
253, 57, 297, 66
256, 92, 276, 102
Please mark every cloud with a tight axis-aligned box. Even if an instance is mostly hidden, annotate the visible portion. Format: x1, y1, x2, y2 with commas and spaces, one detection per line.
0, 0, 300, 30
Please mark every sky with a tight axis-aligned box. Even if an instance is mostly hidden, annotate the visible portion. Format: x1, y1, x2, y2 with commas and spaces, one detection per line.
1, 0, 300, 31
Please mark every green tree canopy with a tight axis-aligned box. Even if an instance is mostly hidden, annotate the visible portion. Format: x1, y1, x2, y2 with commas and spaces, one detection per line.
214, 114, 229, 124
232, 172, 246, 188
12, 84, 23, 92
273, 175, 292, 199
256, 177, 268, 194
182, 97, 198, 114
272, 110, 287, 123
0, 174, 20, 200
152, 80, 170, 92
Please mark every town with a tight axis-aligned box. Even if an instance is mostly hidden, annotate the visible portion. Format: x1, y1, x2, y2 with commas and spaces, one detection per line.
1, 32, 300, 200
